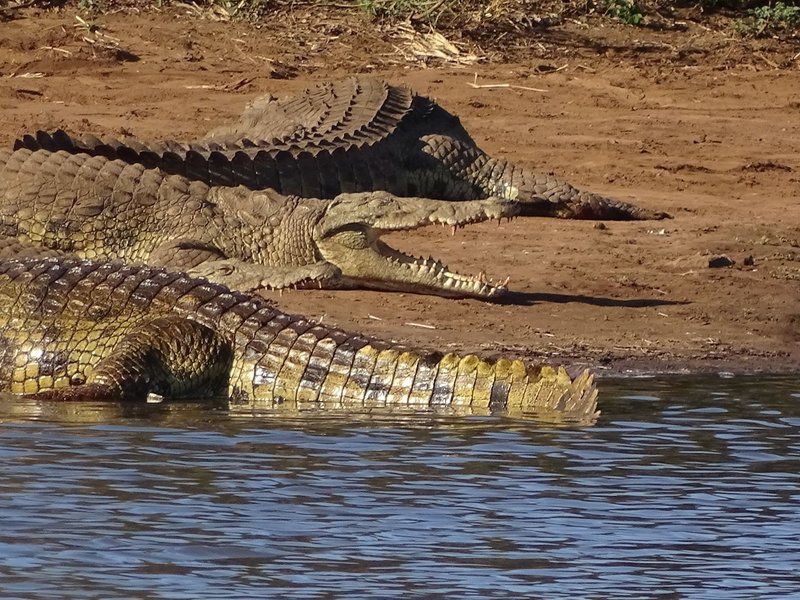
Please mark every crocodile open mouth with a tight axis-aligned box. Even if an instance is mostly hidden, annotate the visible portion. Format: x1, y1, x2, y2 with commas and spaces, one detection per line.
316, 195, 518, 300
354, 237, 510, 299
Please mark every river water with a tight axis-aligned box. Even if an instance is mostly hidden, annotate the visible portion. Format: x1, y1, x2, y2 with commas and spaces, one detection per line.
0, 375, 798, 598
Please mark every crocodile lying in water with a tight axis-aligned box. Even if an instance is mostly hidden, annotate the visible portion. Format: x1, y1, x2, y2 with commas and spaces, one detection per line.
0, 148, 517, 299
16, 77, 666, 221
0, 253, 599, 422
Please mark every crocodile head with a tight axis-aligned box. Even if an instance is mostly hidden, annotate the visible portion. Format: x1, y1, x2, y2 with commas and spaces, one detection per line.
314, 192, 518, 300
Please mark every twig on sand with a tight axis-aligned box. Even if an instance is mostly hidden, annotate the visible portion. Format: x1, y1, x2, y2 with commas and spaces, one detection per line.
754, 52, 779, 69
40, 45, 73, 56
185, 78, 253, 92
467, 73, 547, 93
405, 322, 437, 330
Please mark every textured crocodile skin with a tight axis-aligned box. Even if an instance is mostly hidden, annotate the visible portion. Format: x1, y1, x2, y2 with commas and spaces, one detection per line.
15, 77, 667, 220
0, 254, 599, 422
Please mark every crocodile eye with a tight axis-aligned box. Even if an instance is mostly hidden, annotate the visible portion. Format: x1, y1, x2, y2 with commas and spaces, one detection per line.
327, 226, 369, 250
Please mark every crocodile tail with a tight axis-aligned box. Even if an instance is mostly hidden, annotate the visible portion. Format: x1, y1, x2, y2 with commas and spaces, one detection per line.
14, 130, 187, 171
448, 355, 599, 423
331, 347, 600, 423
14, 130, 242, 188
241, 335, 599, 423
13, 130, 361, 196
16, 129, 122, 156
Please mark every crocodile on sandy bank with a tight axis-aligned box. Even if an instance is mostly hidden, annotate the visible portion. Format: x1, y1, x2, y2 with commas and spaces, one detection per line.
17, 77, 667, 221
0, 253, 598, 422
0, 148, 517, 299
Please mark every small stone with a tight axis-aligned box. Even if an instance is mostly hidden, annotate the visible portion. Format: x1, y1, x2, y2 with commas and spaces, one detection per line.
593, 222, 607, 230
708, 255, 735, 268
743, 255, 755, 266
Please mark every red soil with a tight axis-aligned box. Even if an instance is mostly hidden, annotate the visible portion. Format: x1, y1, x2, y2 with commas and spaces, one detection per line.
1, 7, 798, 374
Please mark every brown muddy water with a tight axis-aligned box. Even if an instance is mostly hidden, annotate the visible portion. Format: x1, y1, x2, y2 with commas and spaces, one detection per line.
0, 375, 798, 598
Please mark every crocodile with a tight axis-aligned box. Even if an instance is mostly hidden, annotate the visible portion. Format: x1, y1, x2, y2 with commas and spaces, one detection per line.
16, 77, 667, 221
0, 252, 599, 422
0, 148, 518, 299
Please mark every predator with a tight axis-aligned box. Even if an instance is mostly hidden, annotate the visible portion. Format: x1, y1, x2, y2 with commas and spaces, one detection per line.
0, 148, 517, 299
17, 77, 667, 221
0, 253, 599, 422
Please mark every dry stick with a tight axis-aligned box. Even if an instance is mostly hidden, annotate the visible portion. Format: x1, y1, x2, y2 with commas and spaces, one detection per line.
466, 82, 549, 93
754, 52, 779, 69
468, 73, 548, 93
405, 322, 437, 330
39, 45, 72, 55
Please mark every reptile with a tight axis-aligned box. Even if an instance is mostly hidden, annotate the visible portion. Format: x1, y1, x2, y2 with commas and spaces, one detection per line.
0, 252, 599, 422
16, 77, 667, 221
0, 148, 517, 299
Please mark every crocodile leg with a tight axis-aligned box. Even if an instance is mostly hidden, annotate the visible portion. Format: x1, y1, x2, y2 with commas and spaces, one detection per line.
22, 316, 233, 402
148, 239, 228, 271
148, 240, 343, 291
0, 236, 73, 261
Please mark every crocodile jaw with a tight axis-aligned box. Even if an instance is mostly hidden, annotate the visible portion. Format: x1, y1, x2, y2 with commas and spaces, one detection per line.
315, 231, 509, 300
314, 193, 518, 300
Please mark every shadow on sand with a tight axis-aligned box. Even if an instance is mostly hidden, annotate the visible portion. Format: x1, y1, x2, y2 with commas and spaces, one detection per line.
499, 291, 688, 308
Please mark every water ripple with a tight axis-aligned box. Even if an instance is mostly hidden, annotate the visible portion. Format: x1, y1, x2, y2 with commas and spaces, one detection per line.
0, 375, 798, 598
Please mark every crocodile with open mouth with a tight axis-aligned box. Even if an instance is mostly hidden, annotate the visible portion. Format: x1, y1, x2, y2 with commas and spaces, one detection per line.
0, 148, 516, 299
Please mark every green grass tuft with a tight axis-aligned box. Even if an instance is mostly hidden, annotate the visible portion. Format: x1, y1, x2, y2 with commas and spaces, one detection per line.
732, 1, 800, 36
604, 0, 643, 24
